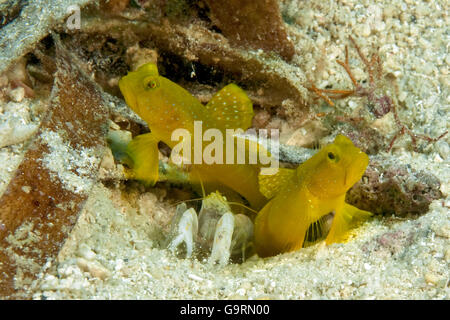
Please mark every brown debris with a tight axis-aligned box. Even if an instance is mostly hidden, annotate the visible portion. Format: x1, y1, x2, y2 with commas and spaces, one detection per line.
100, 0, 131, 14
0, 57, 35, 102
0, 37, 109, 299
346, 155, 443, 217
78, 14, 310, 123
0, 0, 24, 28
204, 0, 295, 61
125, 44, 158, 71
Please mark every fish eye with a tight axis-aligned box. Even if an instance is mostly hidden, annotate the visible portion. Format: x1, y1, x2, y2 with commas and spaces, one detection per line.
327, 151, 340, 162
143, 77, 159, 90
147, 80, 157, 89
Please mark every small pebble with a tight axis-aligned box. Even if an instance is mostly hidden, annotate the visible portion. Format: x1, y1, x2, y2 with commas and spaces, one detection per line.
77, 243, 97, 261
188, 274, 204, 282
0, 122, 39, 148
99, 148, 116, 171
398, 91, 407, 102
432, 223, 450, 239
77, 258, 110, 280
383, 4, 397, 19
236, 288, 246, 296
445, 248, 450, 263
424, 273, 446, 287
358, 24, 371, 37
8, 87, 25, 102
39, 275, 59, 291
240, 281, 253, 291
435, 141, 449, 160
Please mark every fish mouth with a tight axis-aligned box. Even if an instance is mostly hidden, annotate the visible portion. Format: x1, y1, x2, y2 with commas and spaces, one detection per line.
344, 154, 368, 188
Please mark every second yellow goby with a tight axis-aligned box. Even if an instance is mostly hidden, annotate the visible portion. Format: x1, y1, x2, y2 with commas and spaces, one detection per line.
255, 135, 372, 257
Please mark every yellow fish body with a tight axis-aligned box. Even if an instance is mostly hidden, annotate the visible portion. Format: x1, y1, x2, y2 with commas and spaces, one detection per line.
119, 63, 267, 209
255, 135, 372, 257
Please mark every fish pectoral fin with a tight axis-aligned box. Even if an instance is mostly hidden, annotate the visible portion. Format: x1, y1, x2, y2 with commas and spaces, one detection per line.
258, 167, 297, 199
303, 216, 328, 247
205, 84, 254, 131
325, 203, 372, 245
126, 133, 160, 186
345, 204, 373, 225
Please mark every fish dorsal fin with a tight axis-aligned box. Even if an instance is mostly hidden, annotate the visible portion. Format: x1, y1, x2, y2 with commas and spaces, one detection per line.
258, 167, 297, 199
205, 84, 254, 131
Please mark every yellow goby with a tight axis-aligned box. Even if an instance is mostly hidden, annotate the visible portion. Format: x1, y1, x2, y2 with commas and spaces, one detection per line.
255, 135, 372, 257
119, 63, 267, 209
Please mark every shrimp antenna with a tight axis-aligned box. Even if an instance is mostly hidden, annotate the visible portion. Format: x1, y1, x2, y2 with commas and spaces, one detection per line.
170, 197, 258, 214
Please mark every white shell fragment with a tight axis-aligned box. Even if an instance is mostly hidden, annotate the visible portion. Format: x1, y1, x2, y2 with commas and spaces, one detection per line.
208, 212, 235, 266
167, 207, 198, 258
0, 118, 38, 148
0, 101, 40, 149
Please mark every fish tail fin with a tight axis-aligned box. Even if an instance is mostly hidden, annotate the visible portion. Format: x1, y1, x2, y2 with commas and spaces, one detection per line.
126, 133, 160, 186
205, 84, 254, 131
326, 203, 372, 244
